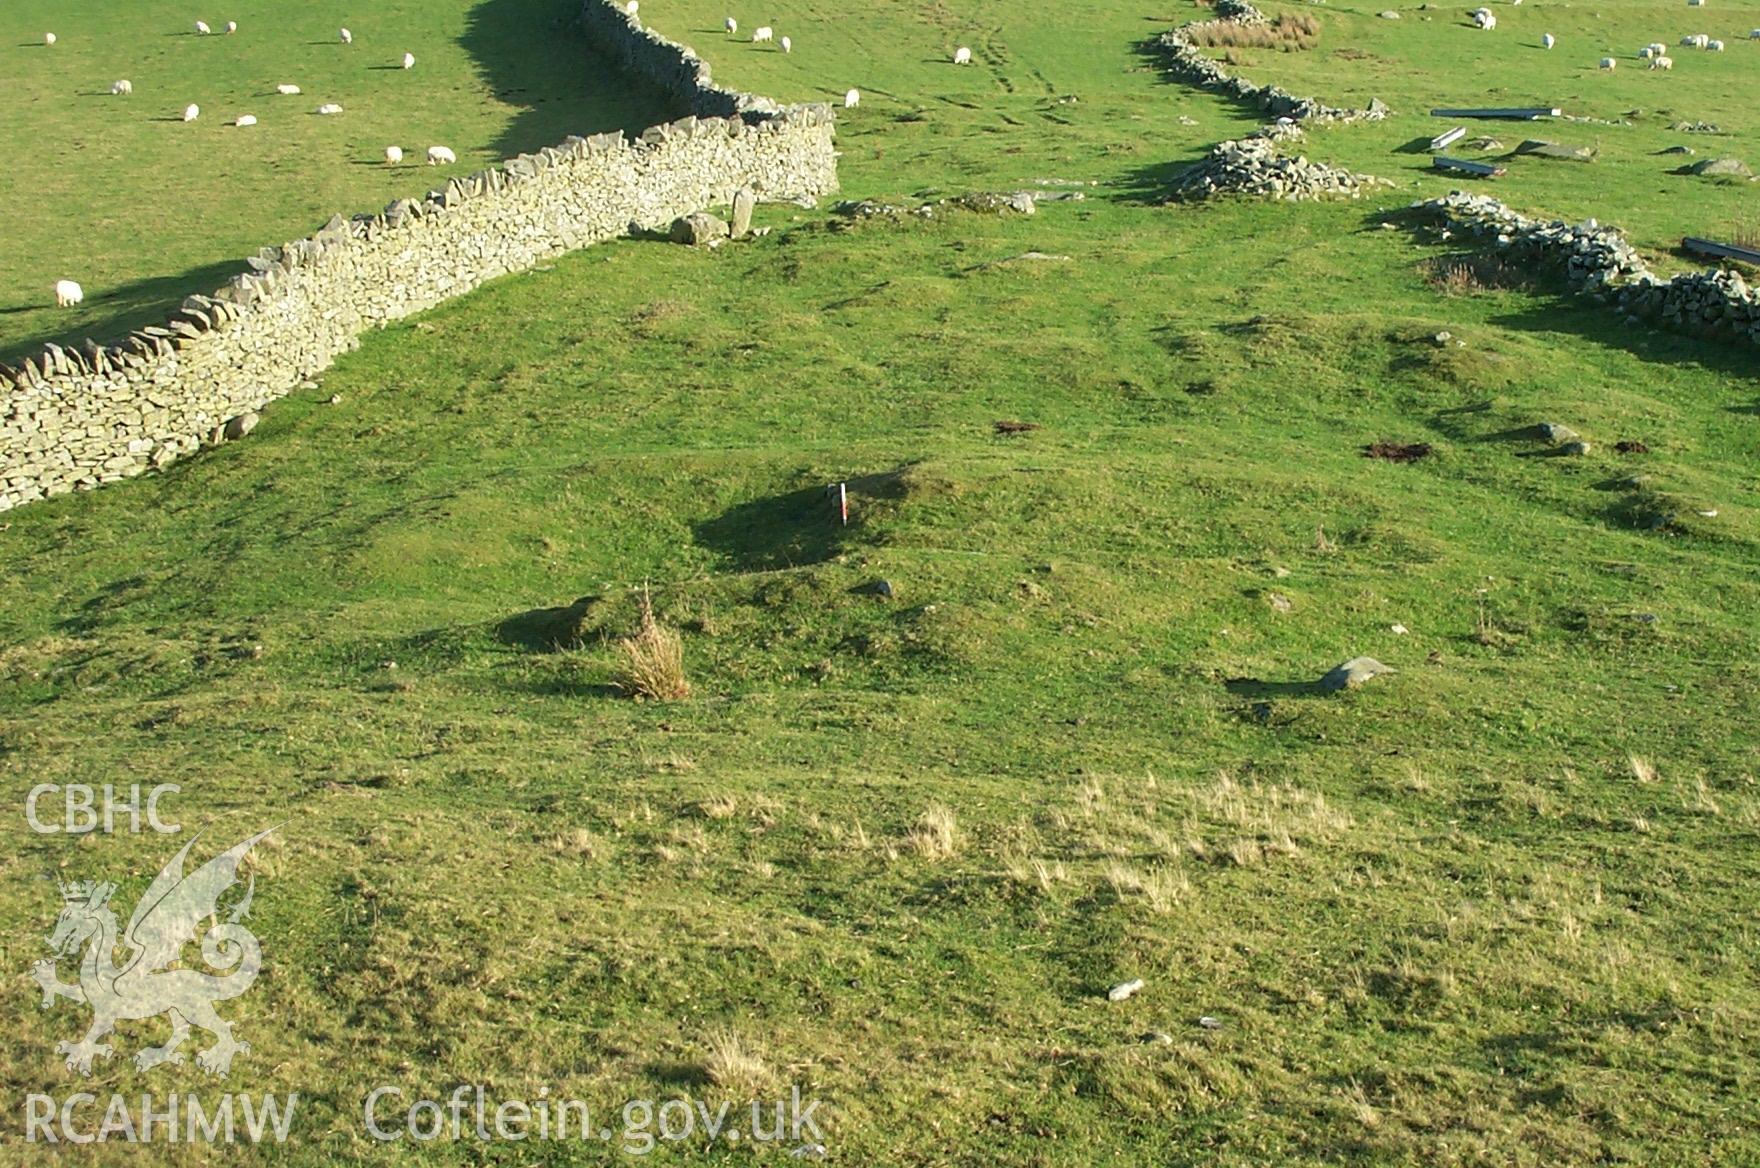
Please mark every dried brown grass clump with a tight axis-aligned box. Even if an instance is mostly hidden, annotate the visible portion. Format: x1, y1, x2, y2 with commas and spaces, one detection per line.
702, 1028, 771, 1095
614, 589, 689, 701
1188, 13, 1321, 50
905, 804, 961, 860
1422, 253, 1529, 296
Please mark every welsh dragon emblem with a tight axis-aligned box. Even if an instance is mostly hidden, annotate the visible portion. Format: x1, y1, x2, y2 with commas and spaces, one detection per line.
32, 829, 273, 1077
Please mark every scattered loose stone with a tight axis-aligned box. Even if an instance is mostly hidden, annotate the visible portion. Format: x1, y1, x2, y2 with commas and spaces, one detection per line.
669, 212, 730, 245
1268, 592, 1293, 613
1560, 439, 1593, 455
1141, 1031, 1175, 1045
1539, 422, 1580, 444
1197, 1016, 1223, 1030
1391, 623, 1409, 634
1319, 656, 1396, 692
1108, 979, 1145, 1002
222, 412, 260, 440
861, 578, 896, 599
730, 186, 755, 237
1687, 157, 1752, 178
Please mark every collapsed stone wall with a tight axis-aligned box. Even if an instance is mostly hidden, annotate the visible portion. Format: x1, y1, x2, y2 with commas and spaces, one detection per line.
0, 0, 837, 512
1150, 0, 1387, 201
1153, 2, 1389, 126
1169, 136, 1387, 202
1416, 192, 1760, 347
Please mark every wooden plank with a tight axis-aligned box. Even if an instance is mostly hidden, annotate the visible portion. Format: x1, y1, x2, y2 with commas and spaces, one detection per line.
1430, 107, 1561, 120
1430, 126, 1468, 151
1682, 236, 1760, 265
1433, 156, 1506, 177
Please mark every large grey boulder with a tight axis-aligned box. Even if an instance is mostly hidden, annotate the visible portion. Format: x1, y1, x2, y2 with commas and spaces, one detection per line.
669, 212, 729, 245
1689, 157, 1752, 178
1318, 656, 1396, 692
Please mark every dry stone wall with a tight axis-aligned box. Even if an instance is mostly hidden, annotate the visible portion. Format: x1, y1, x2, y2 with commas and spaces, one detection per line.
1417, 192, 1760, 347
0, 0, 837, 512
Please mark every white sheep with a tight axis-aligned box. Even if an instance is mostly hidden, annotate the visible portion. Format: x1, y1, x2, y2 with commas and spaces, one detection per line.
1474, 11, 1498, 30
725, 16, 737, 34
1599, 56, 1616, 68
402, 52, 415, 68
339, 27, 352, 44
953, 45, 972, 64
54, 280, 83, 308
183, 103, 200, 120
1651, 54, 1674, 68
276, 84, 301, 95
111, 79, 133, 95
844, 87, 860, 107
235, 113, 257, 126
780, 35, 791, 52
44, 32, 56, 46
427, 145, 455, 165
226, 20, 237, 33
1693, 33, 1710, 47
385, 145, 404, 164
1543, 33, 1555, 48
752, 26, 773, 42
1687, 0, 1704, 6
316, 103, 343, 115
1708, 37, 1724, 49
1640, 46, 1656, 57
1751, 28, 1760, 37
1649, 41, 1669, 52
626, 0, 638, 13
195, 20, 211, 34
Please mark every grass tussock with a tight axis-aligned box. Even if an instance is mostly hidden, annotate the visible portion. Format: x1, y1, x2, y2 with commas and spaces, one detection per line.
905, 804, 961, 860
614, 588, 689, 701
702, 1028, 771, 1095
1188, 13, 1321, 51
1421, 253, 1530, 296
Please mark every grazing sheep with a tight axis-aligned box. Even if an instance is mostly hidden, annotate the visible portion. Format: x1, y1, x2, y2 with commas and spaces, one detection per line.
316, 103, 343, 115
725, 16, 737, 34
1649, 41, 1668, 53
1640, 46, 1656, 57
44, 32, 56, 46
1474, 11, 1498, 30
1651, 55, 1674, 68
1708, 37, 1724, 49
1687, 0, 1704, 6
427, 145, 456, 165
234, 113, 257, 126
339, 27, 352, 44
385, 145, 403, 164
1751, 28, 1760, 38
226, 20, 237, 33
844, 87, 860, 107
276, 83, 301, 95
1599, 56, 1616, 68
1543, 33, 1555, 47
1693, 33, 1709, 46
402, 52, 415, 68
54, 280, 83, 308
954, 45, 972, 64
111, 79, 133, 95
183, 103, 200, 120
195, 20, 211, 34
780, 35, 791, 52
752, 25, 773, 42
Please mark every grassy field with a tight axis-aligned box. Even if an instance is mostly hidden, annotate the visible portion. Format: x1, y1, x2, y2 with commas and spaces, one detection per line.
0, 0, 672, 361
3, 0, 1760, 1163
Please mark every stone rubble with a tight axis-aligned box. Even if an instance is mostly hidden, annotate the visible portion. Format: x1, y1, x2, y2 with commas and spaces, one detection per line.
1414, 191, 1760, 347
